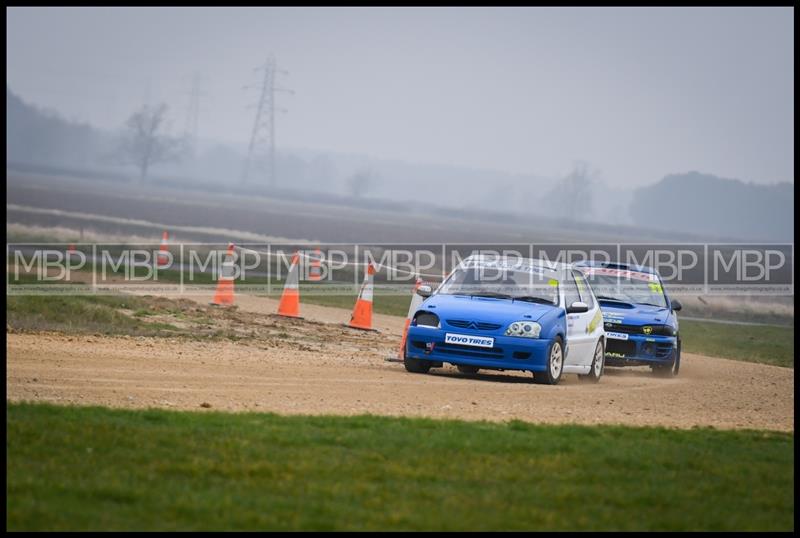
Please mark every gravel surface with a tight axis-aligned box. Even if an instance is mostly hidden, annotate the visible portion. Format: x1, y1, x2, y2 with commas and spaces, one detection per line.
7, 293, 794, 431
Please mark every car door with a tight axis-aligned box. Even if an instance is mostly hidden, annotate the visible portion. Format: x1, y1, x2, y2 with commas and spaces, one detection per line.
573, 270, 604, 365
565, 271, 602, 367
563, 271, 593, 367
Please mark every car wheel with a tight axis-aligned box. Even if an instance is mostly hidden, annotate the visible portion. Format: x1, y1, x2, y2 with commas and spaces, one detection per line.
457, 365, 479, 375
404, 346, 432, 374
579, 339, 604, 383
651, 341, 680, 378
533, 337, 564, 385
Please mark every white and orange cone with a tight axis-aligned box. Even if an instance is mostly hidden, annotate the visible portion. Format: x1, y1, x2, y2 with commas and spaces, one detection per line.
346, 263, 377, 331
211, 243, 236, 307
308, 248, 322, 281
157, 231, 170, 268
387, 278, 425, 362
277, 251, 302, 318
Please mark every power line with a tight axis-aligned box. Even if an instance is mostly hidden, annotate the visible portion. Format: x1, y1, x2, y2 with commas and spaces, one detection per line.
242, 54, 293, 186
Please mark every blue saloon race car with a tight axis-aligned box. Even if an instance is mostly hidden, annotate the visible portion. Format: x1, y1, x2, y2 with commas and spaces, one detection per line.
573, 261, 682, 377
404, 255, 606, 385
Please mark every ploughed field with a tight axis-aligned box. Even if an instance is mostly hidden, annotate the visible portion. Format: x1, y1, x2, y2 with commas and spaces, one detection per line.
7, 170, 687, 244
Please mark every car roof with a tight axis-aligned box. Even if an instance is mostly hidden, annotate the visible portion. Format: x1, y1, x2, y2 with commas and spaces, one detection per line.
459, 255, 573, 277
572, 260, 659, 275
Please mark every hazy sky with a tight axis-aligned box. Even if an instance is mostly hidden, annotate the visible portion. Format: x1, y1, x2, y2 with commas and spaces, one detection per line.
6, 7, 794, 187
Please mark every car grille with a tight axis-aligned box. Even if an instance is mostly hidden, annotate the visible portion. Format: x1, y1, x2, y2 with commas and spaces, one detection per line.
607, 339, 636, 357
607, 340, 674, 359
604, 322, 644, 334
609, 323, 675, 337
436, 343, 504, 359
446, 320, 503, 331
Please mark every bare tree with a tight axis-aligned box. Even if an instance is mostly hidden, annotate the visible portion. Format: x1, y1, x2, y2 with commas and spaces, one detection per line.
347, 167, 373, 198
116, 103, 183, 182
542, 161, 595, 220
561, 161, 594, 219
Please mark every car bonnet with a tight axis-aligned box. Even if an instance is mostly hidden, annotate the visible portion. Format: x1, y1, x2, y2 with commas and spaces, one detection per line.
599, 302, 670, 325
420, 293, 556, 325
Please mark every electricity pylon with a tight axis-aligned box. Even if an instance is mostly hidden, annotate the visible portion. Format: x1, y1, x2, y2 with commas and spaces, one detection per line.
182, 71, 205, 158
242, 54, 293, 186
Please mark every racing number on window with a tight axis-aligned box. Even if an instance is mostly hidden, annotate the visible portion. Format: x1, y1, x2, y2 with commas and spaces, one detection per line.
572, 271, 594, 309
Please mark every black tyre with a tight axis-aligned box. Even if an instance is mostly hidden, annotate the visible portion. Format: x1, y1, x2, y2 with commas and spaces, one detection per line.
457, 364, 480, 375
533, 337, 564, 385
651, 340, 680, 378
579, 338, 605, 383
404, 346, 432, 374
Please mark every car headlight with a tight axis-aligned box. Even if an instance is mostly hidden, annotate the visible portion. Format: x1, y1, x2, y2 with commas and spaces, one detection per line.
658, 325, 677, 336
504, 321, 541, 338
412, 311, 440, 329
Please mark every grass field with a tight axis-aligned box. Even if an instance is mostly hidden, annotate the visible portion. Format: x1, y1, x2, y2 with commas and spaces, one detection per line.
6, 293, 180, 336
679, 319, 794, 368
6, 403, 794, 531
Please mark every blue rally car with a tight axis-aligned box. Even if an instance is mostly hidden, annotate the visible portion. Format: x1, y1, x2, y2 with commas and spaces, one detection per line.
573, 261, 682, 377
404, 255, 606, 385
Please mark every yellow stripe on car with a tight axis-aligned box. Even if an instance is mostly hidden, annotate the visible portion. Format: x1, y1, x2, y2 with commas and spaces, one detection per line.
587, 309, 602, 333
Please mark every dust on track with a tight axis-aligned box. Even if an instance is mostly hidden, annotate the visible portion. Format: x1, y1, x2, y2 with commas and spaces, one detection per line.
6, 292, 794, 432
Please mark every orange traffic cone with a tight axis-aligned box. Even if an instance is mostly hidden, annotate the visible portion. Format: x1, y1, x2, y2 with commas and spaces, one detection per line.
211, 243, 236, 307
308, 248, 322, 281
277, 251, 302, 318
157, 231, 170, 267
347, 263, 377, 331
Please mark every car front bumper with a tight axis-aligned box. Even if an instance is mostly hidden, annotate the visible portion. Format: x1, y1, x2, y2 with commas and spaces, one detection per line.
604, 333, 677, 366
405, 326, 552, 372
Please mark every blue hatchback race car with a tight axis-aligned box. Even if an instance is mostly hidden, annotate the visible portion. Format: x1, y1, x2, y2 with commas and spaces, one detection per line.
573, 261, 682, 377
404, 255, 606, 385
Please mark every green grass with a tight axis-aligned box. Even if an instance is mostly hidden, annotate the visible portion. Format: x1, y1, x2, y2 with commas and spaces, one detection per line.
6, 403, 794, 531
6, 293, 180, 336
680, 319, 794, 368
6, 277, 316, 343
7, 274, 198, 337
6, 229, 83, 243
5, 291, 264, 341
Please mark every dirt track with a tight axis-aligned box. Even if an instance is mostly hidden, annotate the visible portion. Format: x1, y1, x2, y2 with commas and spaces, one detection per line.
6, 293, 794, 432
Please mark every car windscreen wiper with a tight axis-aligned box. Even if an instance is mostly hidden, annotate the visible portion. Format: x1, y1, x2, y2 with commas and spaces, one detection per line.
595, 295, 632, 303
470, 292, 513, 299
512, 296, 555, 305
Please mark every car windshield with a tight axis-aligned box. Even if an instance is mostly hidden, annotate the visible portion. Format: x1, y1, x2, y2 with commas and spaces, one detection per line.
438, 264, 559, 305
580, 268, 667, 308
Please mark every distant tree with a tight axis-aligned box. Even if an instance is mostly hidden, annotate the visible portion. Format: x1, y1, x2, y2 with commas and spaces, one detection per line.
347, 167, 373, 197
116, 103, 184, 182
629, 171, 794, 241
541, 161, 595, 220
7, 87, 95, 167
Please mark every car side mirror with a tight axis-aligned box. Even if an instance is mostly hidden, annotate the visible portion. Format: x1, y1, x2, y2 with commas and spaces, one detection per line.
567, 301, 589, 314
671, 299, 682, 312
416, 284, 433, 298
